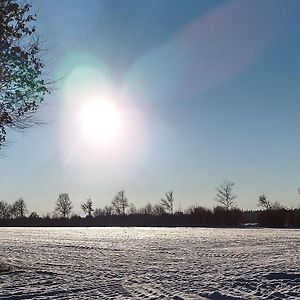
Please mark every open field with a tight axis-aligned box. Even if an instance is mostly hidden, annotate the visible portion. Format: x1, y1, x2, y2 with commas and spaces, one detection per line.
0, 227, 300, 299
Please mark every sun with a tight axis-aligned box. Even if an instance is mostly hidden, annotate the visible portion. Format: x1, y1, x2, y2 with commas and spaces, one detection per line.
78, 97, 122, 146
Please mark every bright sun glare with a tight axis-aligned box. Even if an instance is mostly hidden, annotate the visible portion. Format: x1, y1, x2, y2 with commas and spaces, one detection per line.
78, 98, 122, 146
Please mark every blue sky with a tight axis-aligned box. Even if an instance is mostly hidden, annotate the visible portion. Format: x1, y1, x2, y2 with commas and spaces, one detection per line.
1, 0, 300, 215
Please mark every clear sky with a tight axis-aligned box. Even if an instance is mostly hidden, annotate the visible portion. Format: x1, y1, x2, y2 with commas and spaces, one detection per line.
1, 0, 300, 215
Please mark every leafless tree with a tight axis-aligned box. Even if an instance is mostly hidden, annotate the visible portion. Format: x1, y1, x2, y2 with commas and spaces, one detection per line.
257, 194, 283, 210
215, 180, 237, 210
104, 205, 113, 216
93, 208, 104, 217
11, 197, 27, 218
272, 201, 284, 210
257, 193, 272, 210
139, 203, 152, 215
0, 201, 11, 219
29, 211, 39, 218
111, 190, 128, 215
56, 193, 72, 218
160, 191, 174, 214
152, 204, 166, 216
128, 203, 137, 215
81, 197, 94, 217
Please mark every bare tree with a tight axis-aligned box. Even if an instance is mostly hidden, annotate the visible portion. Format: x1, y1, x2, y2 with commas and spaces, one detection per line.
258, 194, 283, 210
93, 205, 113, 216
29, 211, 39, 219
104, 205, 113, 216
56, 193, 72, 218
140, 203, 152, 215
0, 201, 11, 219
0, 0, 51, 146
152, 204, 166, 216
81, 197, 94, 217
11, 197, 27, 218
272, 201, 284, 210
128, 203, 137, 215
215, 180, 236, 210
257, 193, 272, 210
93, 208, 104, 217
160, 191, 174, 214
111, 190, 129, 215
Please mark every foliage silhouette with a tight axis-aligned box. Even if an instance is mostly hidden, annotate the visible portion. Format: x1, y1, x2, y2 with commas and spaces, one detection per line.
257, 208, 288, 227
1, 188, 300, 227
0, 0, 50, 146
1, 205, 300, 227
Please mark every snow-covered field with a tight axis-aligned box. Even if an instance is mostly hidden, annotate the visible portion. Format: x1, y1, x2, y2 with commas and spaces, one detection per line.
0, 227, 299, 300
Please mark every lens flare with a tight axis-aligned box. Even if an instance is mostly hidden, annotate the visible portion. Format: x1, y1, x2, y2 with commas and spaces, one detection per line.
59, 56, 145, 171
78, 97, 122, 146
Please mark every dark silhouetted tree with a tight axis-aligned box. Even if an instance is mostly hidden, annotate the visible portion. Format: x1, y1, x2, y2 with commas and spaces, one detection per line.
160, 191, 174, 214
104, 205, 113, 216
257, 193, 272, 210
29, 211, 39, 219
152, 204, 166, 215
140, 203, 153, 215
93, 208, 104, 217
81, 197, 94, 217
0, 201, 11, 219
93, 205, 113, 217
0, 0, 50, 146
215, 180, 236, 210
257, 207, 288, 227
56, 193, 72, 218
11, 197, 27, 218
257, 194, 283, 210
187, 206, 213, 225
111, 190, 128, 215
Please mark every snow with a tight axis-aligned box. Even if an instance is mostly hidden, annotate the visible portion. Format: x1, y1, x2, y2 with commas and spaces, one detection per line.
0, 227, 299, 299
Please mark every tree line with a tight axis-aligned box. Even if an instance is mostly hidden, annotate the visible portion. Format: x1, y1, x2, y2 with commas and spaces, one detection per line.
1, 181, 300, 227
